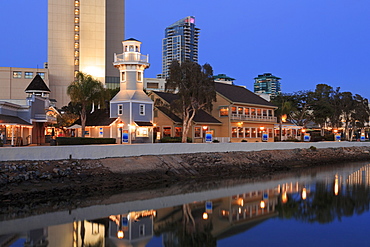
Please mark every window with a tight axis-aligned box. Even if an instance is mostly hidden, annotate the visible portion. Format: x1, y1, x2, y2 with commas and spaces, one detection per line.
257, 109, 262, 116
268, 110, 273, 117
163, 127, 171, 137
74, 17, 79, 23
251, 108, 256, 116
245, 127, 250, 138
251, 128, 256, 138
232, 127, 237, 138
118, 104, 123, 115
137, 127, 149, 137
244, 108, 249, 116
238, 127, 244, 138
147, 82, 159, 89
194, 127, 201, 138
37, 72, 45, 79
219, 107, 228, 116
129, 45, 134, 51
263, 110, 267, 116
238, 107, 243, 115
24, 72, 33, 79
175, 127, 182, 137
231, 107, 237, 115
139, 104, 145, 115
137, 72, 142, 81
74, 42, 79, 49
13, 71, 22, 78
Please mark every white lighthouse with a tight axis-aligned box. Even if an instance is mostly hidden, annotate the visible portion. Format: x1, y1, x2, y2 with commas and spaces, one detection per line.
110, 38, 154, 143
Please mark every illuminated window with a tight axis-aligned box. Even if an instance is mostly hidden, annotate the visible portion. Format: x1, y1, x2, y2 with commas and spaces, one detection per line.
219, 107, 228, 116
163, 127, 171, 137
74, 9, 79, 15
194, 127, 201, 138
118, 104, 123, 115
13, 71, 22, 78
244, 108, 249, 116
74, 17, 79, 24
268, 128, 273, 138
175, 127, 182, 137
238, 107, 243, 115
37, 72, 45, 79
74, 34, 79, 40
231, 107, 237, 115
75, 42, 79, 49
251, 128, 256, 138
238, 127, 244, 138
137, 127, 149, 137
257, 109, 262, 116
74, 25, 79, 32
74, 59, 79, 66
75, 0, 79, 7
232, 127, 237, 138
251, 108, 256, 116
139, 104, 145, 116
245, 127, 250, 138
24, 72, 33, 79
74, 51, 79, 57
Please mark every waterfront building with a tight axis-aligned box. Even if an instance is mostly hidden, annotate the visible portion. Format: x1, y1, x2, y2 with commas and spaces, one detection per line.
254, 73, 281, 98
150, 91, 221, 142
151, 82, 278, 142
48, 0, 125, 107
0, 74, 57, 146
162, 16, 200, 78
110, 38, 154, 143
72, 39, 154, 143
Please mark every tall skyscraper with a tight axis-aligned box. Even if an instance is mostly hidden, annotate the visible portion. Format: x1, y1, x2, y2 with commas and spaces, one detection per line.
48, 0, 125, 107
162, 16, 200, 78
254, 73, 281, 98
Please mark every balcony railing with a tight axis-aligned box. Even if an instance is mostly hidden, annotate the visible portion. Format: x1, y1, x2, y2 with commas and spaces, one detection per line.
231, 114, 277, 122
114, 53, 149, 64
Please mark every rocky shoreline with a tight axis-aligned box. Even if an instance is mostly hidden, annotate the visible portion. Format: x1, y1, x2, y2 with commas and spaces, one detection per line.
1, 146, 370, 218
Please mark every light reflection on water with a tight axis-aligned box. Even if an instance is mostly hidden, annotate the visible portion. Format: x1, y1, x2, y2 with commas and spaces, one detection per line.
2, 162, 370, 247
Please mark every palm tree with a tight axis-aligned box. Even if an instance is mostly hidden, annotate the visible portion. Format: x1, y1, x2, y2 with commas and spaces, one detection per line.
67, 72, 106, 137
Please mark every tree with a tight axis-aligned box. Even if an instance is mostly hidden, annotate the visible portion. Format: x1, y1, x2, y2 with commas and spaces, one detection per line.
166, 60, 216, 143
67, 72, 106, 137
309, 84, 334, 136
271, 94, 296, 141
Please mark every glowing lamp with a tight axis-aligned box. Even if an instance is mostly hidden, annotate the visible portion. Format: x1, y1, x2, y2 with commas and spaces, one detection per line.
117, 230, 124, 239
260, 200, 265, 209
301, 129, 306, 133
202, 126, 208, 130
203, 212, 208, 220
281, 191, 288, 204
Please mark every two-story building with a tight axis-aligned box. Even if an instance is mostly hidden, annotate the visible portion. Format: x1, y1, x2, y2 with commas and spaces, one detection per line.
150, 82, 277, 142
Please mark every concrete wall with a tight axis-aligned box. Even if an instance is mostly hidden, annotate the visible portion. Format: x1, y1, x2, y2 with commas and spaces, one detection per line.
1, 141, 370, 161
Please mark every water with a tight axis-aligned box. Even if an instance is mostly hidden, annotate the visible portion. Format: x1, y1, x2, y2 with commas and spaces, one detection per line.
1, 161, 370, 247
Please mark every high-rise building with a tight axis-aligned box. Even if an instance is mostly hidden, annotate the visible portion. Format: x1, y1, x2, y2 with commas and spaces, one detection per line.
162, 16, 200, 78
48, 0, 125, 107
254, 73, 281, 98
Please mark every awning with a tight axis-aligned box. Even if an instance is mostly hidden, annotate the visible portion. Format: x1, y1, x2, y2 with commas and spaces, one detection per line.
0, 114, 32, 126
67, 124, 82, 129
135, 121, 153, 127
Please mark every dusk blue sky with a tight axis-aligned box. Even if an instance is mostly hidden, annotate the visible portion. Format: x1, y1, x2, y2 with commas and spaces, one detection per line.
1, 0, 370, 99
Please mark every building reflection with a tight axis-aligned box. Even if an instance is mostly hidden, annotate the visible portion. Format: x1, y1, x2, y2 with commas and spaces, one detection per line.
1, 163, 370, 246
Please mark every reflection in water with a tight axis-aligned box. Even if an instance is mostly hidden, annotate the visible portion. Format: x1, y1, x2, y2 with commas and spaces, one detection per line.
1, 163, 370, 246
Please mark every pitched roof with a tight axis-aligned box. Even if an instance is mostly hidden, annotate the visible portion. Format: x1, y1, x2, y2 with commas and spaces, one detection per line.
0, 114, 32, 126
25, 74, 51, 92
193, 109, 221, 124
156, 106, 182, 123
215, 82, 276, 107
154, 91, 179, 104
75, 109, 116, 127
